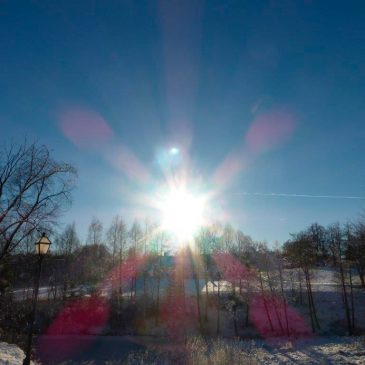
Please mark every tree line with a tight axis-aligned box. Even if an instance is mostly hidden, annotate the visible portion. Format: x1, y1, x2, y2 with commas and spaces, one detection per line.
1, 140, 364, 341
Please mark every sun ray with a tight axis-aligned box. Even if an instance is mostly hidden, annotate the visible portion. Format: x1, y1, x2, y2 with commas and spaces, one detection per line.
159, 185, 206, 243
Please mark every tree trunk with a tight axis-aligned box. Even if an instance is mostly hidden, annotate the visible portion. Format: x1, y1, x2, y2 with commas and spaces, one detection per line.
304, 272, 315, 332
216, 279, 220, 336
356, 265, 365, 288
245, 281, 250, 327
266, 268, 284, 335
308, 270, 320, 330
298, 270, 303, 305
245, 301, 249, 327
278, 263, 290, 336
119, 249, 123, 296
259, 271, 274, 332
193, 273, 203, 333
339, 260, 353, 335
233, 304, 238, 337
143, 240, 147, 319
304, 268, 319, 332
155, 249, 163, 326
349, 266, 355, 333
204, 269, 209, 322
155, 274, 161, 326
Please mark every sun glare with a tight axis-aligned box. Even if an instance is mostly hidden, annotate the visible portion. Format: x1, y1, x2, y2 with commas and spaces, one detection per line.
160, 187, 205, 242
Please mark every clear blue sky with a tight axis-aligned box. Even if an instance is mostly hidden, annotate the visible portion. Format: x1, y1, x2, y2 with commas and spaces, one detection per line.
1, 1, 365, 244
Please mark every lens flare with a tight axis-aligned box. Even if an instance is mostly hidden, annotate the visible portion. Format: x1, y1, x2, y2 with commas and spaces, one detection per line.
159, 186, 206, 243
169, 147, 179, 155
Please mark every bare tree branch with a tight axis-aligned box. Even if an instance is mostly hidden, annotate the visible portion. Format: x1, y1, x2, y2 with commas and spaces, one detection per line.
0, 140, 77, 260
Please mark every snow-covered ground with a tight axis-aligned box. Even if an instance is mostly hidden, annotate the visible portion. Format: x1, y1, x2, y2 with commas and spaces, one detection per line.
289, 269, 365, 336
1, 335, 364, 364
0, 342, 31, 365
28, 335, 365, 364
248, 336, 365, 365
128, 336, 365, 364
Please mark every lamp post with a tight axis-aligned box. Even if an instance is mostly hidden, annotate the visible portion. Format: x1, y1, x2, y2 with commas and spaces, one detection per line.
23, 233, 51, 365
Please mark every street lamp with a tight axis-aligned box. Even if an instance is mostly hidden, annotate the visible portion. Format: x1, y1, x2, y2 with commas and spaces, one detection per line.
23, 233, 51, 365
35, 233, 51, 256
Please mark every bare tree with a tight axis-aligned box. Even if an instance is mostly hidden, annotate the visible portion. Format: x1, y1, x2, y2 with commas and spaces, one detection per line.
222, 223, 235, 252
259, 244, 286, 336
18, 230, 38, 254
327, 222, 354, 335
87, 217, 103, 246
151, 230, 168, 325
142, 219, 155, 319
106, 215, 126, 266
129, 220, 143, 255
196, 226, 217, 322
306, 223, 328, 262
0, 140, 76, 261
283, 234, 320, 332
188, 245, 203, 333
106, 216, 127, 291
56, 222, 80, 255
86, 217, 106, 284
55, 222, 80, 299
129, 220, 143, 298
347, 221, 365, 288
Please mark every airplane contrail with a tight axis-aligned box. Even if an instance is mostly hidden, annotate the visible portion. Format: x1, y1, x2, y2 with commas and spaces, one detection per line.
240, 192, 365, 200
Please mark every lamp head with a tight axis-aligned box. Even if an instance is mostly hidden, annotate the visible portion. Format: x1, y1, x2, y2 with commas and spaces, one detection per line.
35, 232, 51, 256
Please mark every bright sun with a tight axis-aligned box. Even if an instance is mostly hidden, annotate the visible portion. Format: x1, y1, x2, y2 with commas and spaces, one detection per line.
160, 187, 206, 242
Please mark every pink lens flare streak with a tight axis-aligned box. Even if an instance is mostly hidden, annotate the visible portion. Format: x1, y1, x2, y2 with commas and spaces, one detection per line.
37, 295, 109, 363
160, 294, 198, 339
37, 254, 149, 363
213, 108, 296, 187
58, 106, 150, 183
105, 144, 150, 183
213, 252, 251, 283
213, 251, 311, 343
58, 107, 113, 149
212, 147, 251, 186
246, 109, 296, 153
250, 294, 311, 344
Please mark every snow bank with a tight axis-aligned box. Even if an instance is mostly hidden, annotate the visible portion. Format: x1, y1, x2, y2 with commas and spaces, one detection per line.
0, 342, 30, 365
